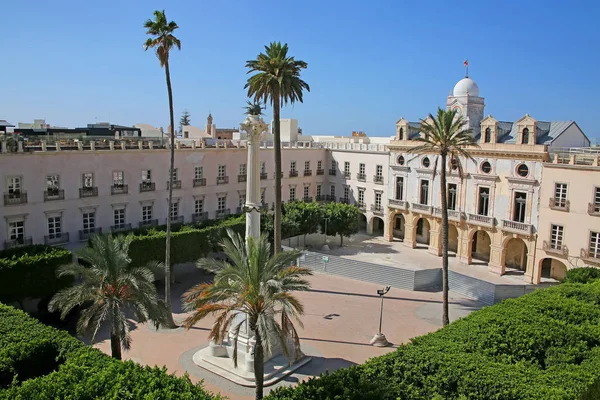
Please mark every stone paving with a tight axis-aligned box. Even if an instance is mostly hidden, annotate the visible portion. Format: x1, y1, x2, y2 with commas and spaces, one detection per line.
93, 270, 482, 399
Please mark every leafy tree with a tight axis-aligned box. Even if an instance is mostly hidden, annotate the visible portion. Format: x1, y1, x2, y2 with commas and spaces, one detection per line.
144, 9, 181, 328
48, 234, 168, 360
179, 109, 191, 133
245, 42, 310, 254
408, 108, 477, 326
320, 202, 361, 247
182, 230, 312, 399
284, 201, 322, 244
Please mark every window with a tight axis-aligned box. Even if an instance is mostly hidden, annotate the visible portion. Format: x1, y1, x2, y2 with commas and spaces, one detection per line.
113, 171, 124, 186
7, 176, 21, 193
289, 187, 296, 201
554, 183, 568, 207
239, 193, 246, 207
419, 180, 429, 205
330, 185, 336, 198
395, 177, 404, 200
376, 165, 383, 178
481, 161, 492, 174
304, 185, 309, 199
290, 161, 296, 172
218, 165, 226, 178
142, 169, 152, 183
478, 187, 490, 216
513, 192, 527, 223
194, 199, 204, 214
344, 162, 350, 175
261, 190, 265, 205
82, 212, 95, 233
142, 205, 153, 222
375, 192, 382, 208
304, 161, 310, 172
359, 163, 365, 175
594, 187, 600, 213
194, 167, 203, 180
397, 155, 405, 165
517, 164, 529, 178
46, 174, 60, 190
261, 162, 266, 175
47, 216, 62, 239
239, 164, 247, 176
316, 184, 322, 198
331, 159, 336, 170
448, 183, 457, 210
170, 202, 179, 219
82, 173, 93, 188
344, 186, 350, 200
398, 127, 404, 140
358, 188, 365, 205
8, 220, 24, 241
317, 160, 322, 171
484, 127, 491, 143
113, 208, 126, 229
550, 225, 564, 249
217, 196, 226, 211
522, 128, 529, 144
170, 168, 178, 181
451, 158, 458, 171
422, 157, 430, 168
589, 232, 600, 258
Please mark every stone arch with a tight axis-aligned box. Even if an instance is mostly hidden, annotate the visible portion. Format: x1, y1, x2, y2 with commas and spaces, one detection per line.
358, 214, 367, 232
540, 257, 568, 281
448, 224, 459, 253
502, 237, 528, 271
469, 228, 491, 263
393, 213, 405, 239
414, 217, 431, 245
371, 216, 385, 235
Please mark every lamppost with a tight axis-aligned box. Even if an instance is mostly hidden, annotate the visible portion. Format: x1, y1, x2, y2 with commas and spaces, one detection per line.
321, 215, 331, 251
370, 285, 391, 347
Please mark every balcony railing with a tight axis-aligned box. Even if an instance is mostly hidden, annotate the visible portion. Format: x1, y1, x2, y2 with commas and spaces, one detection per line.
217, 176, 229, 185
193, 178, 207, 187
79, 187, 98, 198
356, 173, 366, 182
588, 203, 600, 216
303, 196, 313, 202
339, 197, 350, 204
167, 180, 182, 190
168, 215, 184, 224
304, 170, 312, 176
581, 248, 600, 264
238, 174, 247, 183
373, 175, 384, 185
543, 241, 569, 257
4, 236, 33, 250
216, 209, 231, 219
138, 219, 158, 228
289, 170, 299, 177
44, 232, 70, 245
433, 207, 463, 222
316, 195, 335, 202
358, 202, 366, 210
79, 228, 102, 241
111, 184, 128, 195
388, 198, 407, 210
371, 204, 384, 214
549, 197, 569, 212
44, 189, 65, 201
260, 172, 268, 180
4, 191, 28, 205
343, 172, 351, 179
467, 213, 495, 228
139, 182, 155, 192
316, 169, 325, 176
329, 169, 336, 176
192, 212, 209, 222
501, 219, 533, 235
412, 203, 432, 215
111, 223, 132, 233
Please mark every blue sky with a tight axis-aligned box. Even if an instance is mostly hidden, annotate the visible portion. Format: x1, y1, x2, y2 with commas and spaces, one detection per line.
2, 0, 599, 141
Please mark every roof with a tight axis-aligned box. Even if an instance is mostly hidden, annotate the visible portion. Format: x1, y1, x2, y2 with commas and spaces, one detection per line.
0, 120, 15, 128
500, 120, 574, 144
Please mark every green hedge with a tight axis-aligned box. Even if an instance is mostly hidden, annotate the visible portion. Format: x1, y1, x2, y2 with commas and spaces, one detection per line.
565, 267, 600, 284
0, 246, 72, 305
0, 303, 219, 399
267, 281, 600, 400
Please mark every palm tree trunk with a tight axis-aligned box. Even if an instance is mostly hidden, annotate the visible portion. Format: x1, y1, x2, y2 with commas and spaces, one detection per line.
253, 329, 265, 399
163, 59, 177, 329
273, 94, 282, 254
440, 153, 450, 327
110, 331, 122, 360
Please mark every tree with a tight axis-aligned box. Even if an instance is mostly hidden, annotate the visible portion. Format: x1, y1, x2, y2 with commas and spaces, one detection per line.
245, 42, 310, 254
408, 108, 478, 326
320, 202, 361, 247
48, 234, 168, 360
179, 109, 191, 134
144, 10, 180, 328
182, 229, 312, 399
284, 201, 322, 244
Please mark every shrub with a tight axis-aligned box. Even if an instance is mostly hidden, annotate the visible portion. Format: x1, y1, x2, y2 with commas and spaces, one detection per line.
565, 267, 600, 284
0, 245, 72, 305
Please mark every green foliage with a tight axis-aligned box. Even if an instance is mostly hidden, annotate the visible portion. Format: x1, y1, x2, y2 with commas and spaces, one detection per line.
319, 202, 361, 246
266, 281, 600, 400
283, 201, 322, 239
565, 267, 600, 284
0, 304, 219, 399
244, 100, 263, 116
0, 245, 72, 305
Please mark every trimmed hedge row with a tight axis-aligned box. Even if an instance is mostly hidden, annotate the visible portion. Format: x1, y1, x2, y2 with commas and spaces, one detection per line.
0, 246, 72, 305
565, 267, 600, 284
0, 303, 220, 399
267, 281, 600, 400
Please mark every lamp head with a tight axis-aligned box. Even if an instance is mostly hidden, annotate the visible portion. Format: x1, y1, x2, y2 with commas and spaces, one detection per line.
377, 286, 391, 296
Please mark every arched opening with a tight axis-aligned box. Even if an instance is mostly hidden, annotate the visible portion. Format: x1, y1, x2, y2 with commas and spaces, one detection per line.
448, 225, 459, 254
540, 258, 568, 281
393, 214, 405, 240
522, 128, 529, 144
372, 216, 385, 235
471, 230, 491, 263
398, 127, 404, 140
504, 238, 528, 271
358, 214, 367, 232
484, 127, 491, 143
415, 218, 430, 245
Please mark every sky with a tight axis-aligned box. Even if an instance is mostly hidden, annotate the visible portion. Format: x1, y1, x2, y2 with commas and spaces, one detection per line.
2, 0, 599, 141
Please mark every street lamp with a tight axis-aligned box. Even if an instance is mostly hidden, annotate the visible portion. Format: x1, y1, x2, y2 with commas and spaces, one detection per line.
370, 285, 391, 347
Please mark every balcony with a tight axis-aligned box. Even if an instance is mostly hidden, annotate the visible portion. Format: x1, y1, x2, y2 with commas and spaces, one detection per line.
79, 228, 102, 241
543, 241, 569, 258
4, 236, 33, 250
467, 213, 495, 228
581, 248, 600, 265
111, 223, 132, 233
388, 198, 408, 211
167, 180, 182, 190
371, 204, 384, 215
168, 215, 184, 225
316, 195, 335, 202
260, 172, 268, 180
303, 196, 313, 202
238, 174, 247, 183
343, 172, 351, 179
192, 212, 209, 222
316, 169, 325, 176
501, 219, 533, 235
44, 189, 65, 201
140, 182, 155, 192
217, 176, 229, 185
412, 203, 433, 215
356, 173, 366, 182
304, 170, 312, 177
588, 203, 600, 216
111, 184, 128, 195
4, 191, 28, 205
358, 202, 366, 211
549, 198, 569, 212
138, 219, 158, 228
193, 178, 207, 187
79, 187, 98, 198
216, 209, 231, 219
329, 169, 336, 176
289, 170, 299, 178
339, 197, 350, 204
44, 232, 70, 245
433, 207, 463, 222
373, 175, 384, 185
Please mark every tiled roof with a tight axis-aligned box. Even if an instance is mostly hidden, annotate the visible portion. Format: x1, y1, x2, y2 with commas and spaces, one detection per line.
500, 120, 574, 144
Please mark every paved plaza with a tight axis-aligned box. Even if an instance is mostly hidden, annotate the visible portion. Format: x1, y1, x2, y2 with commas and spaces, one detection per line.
93, 270, 481, 399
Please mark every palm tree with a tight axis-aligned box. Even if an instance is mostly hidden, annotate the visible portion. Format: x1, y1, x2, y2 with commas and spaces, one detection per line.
49, 234, 168, 360
182, 229, 312, 399
408, 108, 478, 326
144, 10, 180, 328
245, 42, 310, 253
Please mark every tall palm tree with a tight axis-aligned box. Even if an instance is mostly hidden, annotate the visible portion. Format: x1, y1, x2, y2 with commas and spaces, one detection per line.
182, 229, 312, 399
144, 10, 180, 327
408, 108, 478, 326
245, 42, 309, 253
49, 234, 168, 360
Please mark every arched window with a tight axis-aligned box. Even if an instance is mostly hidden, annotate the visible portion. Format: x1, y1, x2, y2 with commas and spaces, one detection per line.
484, 127, 491, 143
522, 128, 529, 144
398, 127, 404, 140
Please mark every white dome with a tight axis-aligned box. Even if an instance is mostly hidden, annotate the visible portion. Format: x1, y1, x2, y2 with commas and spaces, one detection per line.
453, 77, 479, 97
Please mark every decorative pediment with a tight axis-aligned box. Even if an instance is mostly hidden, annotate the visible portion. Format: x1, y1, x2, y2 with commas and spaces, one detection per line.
396, 118, 409, 141
480, 115, 498, 144
468, 173, 499, 186
516, 114, 537, 146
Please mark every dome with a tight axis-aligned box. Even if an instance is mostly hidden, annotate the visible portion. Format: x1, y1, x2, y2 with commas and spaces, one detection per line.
453, 77, 479, 97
